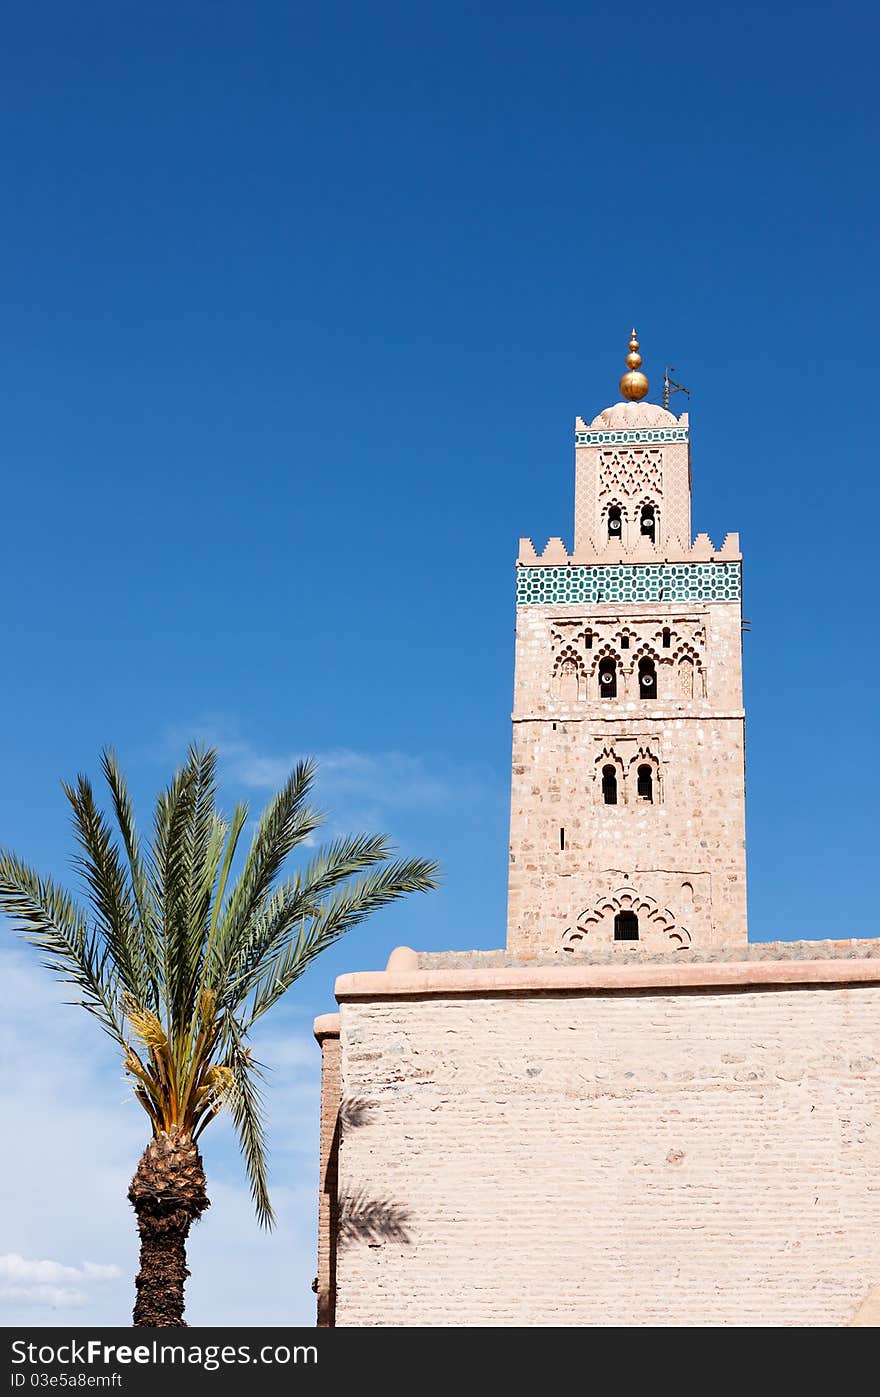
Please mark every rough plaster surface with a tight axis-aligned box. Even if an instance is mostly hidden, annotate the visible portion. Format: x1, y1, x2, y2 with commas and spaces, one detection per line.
415, 939, 880, 969
334, 987, 880, 1327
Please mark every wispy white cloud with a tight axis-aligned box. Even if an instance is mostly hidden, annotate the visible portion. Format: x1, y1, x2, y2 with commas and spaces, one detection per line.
158, 719, 496, 836
227, 744, 467, 808
0, 1255, 121, 1310
0, 1255, 122, 1285
0, 1285, 87, 1309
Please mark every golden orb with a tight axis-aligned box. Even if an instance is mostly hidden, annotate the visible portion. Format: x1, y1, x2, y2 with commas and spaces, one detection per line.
619, 370, 649, 401
619, 327, 649, 400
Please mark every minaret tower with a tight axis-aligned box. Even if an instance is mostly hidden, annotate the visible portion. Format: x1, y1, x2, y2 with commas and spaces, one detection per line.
507, 332, 747, 955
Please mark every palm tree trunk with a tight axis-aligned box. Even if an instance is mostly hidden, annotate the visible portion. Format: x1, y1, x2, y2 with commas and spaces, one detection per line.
128, 1129, 210, 1326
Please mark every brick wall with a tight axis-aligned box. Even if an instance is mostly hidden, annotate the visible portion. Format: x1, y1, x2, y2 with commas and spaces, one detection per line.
314, 1016, 340, 1327
508, 598, 747, 953
334, 980, 880, 1326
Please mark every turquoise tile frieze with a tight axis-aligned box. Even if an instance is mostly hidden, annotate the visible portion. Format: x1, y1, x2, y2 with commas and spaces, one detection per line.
574, 427, 689, 446
516, 561, 741, 605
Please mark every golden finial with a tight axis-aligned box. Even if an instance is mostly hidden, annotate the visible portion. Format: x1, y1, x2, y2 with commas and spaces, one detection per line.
619, 327, 649, 401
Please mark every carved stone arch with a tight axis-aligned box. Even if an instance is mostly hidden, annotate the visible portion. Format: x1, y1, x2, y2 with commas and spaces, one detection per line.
590, 644, 623, 699
635, 494, 660, 547
629, 746, 662, 804
653, 624, 682, 653
600, 497, 628, 545
670, 638, 702, 664
614, 624, 639, 654
629, 743, 660, 767
672, 643, 705, 699
589, 643, 623, 675
600, 495, 628, 518
552, 644, 585, 702
594, 746, 626, 805
635, 493, 661, 518
631, 640, 661, 665
631, 641, 662, 699
562, 886, 692, 952
577, 624, 602, 652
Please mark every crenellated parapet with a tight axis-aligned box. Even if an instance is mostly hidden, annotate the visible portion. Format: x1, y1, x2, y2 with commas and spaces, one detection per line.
517, 531, 741, 566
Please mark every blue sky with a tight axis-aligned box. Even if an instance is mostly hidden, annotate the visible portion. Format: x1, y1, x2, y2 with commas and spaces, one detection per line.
1, 1, 878, 1325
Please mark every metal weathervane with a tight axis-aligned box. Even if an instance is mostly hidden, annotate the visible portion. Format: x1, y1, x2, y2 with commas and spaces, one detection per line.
663, 366, 690, 411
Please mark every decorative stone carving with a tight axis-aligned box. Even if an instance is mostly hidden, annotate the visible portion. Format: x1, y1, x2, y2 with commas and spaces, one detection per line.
562, 886, 692, 951
597, 449, 663, 500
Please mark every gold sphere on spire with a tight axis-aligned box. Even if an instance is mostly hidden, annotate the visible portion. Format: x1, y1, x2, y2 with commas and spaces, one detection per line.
619, 327, 649, 401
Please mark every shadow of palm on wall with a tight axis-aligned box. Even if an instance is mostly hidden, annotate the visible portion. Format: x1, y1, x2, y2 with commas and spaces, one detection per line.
337, 1189, 412, 1246
321, 1095, 413, 1322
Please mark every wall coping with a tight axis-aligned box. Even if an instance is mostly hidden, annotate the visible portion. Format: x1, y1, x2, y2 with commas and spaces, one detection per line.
334, 959, 880, 1002
512, 709, 746, 723
313, 1012, 340, 1041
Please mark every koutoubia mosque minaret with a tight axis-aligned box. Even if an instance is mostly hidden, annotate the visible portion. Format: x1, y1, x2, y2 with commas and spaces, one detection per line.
507, 332, 747, 954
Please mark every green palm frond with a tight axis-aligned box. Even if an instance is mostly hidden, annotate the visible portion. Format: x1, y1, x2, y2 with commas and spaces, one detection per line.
101, 749, 161, 1007
245, 854, 440, 1026
210, 761, 322, 989
0, 851, 125, 1044
218, 1019, 274, 1229
207, 801, 249, 943
62, 773, 152, 1009
151, 757, 199, 1023
176, 745, 219, 1020
221, 832, 392, 1011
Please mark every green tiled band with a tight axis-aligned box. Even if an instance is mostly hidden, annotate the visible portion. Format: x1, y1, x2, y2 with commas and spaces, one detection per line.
574, 427, 689, 446
516, 561, 741, 605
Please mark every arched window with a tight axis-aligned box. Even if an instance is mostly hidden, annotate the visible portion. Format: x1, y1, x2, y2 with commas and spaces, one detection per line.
601, 765, 618, 805
640, 505, 656, 543
662, 627, 671, 648
584, 630, 593, 649
637, 764, 654, 802
620, 634, 630, 650
638, 657, 657, 699
678, 656, 694, 699
599, 659, 617, 698
607, 506, 622, 541
558, 656, 579, 703
614, 911, 639, 941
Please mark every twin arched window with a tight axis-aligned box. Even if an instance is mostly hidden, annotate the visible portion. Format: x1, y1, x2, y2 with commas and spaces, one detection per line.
607, 504, 657, 543
598, 657, 655, 698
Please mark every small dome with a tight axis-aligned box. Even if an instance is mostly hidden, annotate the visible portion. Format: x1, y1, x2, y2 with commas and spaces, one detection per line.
590, 401, 679, 430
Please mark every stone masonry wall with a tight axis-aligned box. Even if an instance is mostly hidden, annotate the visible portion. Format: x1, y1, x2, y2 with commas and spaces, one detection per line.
315, 1019, 340, 1327
508, 599, 746, 953
574, 435, 691, 556
334, 984, 880, 1327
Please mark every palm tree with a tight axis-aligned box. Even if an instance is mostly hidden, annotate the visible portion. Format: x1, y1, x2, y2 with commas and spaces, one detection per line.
0, 745, 438, 1326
